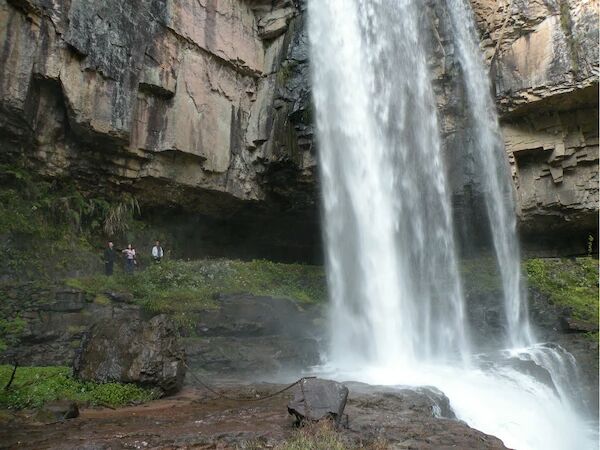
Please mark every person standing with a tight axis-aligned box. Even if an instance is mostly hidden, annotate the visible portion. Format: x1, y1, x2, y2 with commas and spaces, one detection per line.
104, 241, 116, 276
152, 240, 164, 263
122, 244, 136, 274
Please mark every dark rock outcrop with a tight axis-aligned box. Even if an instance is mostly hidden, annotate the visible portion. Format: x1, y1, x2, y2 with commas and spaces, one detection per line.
287, 378, 349, 425
0, 282, 142, 367
74, 314, 186, 394
185, 293, 322, 376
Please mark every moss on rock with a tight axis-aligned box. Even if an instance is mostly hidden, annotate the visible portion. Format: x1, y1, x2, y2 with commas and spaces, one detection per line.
525, 257, 598, 327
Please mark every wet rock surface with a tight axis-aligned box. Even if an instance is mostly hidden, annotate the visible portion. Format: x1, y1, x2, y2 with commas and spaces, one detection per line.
528, 288, 599, 418
185, 293, 322, 377
74, 315, 186, 394
0, 384, 509, 449
0, 283, 142, 367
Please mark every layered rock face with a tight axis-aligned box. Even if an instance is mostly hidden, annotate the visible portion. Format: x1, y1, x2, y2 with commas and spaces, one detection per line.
471, 0, 599, 254
0, 0, 597, 258
0, 0, 316, 259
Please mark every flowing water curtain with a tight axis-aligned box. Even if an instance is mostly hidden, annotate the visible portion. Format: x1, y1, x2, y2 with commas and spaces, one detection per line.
309, 0, 469, 368
445, 0, 533, 346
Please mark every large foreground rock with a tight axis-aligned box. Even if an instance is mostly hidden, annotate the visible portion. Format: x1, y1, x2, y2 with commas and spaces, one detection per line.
74, 315, 186, 394
287, 378, 349, 425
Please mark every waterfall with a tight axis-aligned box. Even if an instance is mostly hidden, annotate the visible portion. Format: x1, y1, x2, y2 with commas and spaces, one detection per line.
308, 0, 597, 449
445, 0, 533, 347
310, 0, 468, 369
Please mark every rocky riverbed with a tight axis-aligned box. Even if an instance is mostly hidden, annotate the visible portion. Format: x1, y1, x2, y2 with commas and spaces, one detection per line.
0, 382, 508, 449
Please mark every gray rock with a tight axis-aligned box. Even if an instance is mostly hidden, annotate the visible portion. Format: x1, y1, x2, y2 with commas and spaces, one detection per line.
287, 378, 349, 426
74, 315, 186, 394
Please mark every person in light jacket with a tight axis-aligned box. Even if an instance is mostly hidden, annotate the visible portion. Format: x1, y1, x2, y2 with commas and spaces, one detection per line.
122, 244, 136, 274
152, 240, 164, 263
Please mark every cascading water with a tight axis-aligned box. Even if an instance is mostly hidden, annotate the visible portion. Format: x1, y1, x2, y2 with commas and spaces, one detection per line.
445, 0, 532, 347
311, 0, 468, 369
308, 0, 597, 449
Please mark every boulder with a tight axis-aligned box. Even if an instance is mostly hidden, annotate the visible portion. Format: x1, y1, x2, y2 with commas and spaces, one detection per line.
287, 378, 349, 426
42, 401, 79, 421
74, 315, 185, 394
31, 401, 79, 424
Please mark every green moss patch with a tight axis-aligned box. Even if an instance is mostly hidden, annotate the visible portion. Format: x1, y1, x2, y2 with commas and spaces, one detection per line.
0, 365, 160, 410
525, 257, 598, 327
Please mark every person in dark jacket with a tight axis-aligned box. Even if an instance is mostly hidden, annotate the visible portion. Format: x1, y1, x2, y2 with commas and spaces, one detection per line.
104, 241, 116, 276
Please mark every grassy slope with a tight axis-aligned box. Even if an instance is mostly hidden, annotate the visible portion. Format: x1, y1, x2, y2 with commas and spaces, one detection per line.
0, 366, 159, 410
65, 259, 326, 331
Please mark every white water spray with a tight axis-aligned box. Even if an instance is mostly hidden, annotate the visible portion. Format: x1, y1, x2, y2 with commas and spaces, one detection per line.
308, 0, 596, 449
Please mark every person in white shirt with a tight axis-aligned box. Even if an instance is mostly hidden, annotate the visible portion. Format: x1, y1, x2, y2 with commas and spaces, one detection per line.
152, 240, 164, 263
122, 244, 136, 274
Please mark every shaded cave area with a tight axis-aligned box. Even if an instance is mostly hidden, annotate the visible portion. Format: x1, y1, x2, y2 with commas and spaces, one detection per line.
140, 203, 323, 264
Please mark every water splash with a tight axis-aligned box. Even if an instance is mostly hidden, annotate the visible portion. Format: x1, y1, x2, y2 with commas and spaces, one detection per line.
308, 0, 596, 448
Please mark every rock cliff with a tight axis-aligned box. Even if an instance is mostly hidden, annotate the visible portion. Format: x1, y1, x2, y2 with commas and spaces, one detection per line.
471, 0, 599, 254
0, 0, 597, 258
0, 0, 316, 259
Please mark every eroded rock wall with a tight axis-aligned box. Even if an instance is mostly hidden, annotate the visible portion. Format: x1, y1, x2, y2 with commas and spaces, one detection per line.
471, 0, 599, 254
0, 0, 315, 224
0, 0, 596, 258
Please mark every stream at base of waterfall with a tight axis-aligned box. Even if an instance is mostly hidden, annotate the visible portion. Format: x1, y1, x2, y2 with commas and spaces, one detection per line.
308, 1, 598, 449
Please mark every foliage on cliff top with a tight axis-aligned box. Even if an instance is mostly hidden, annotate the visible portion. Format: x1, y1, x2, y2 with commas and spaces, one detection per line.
0, 365, 159, 410
525, 257, 598, 326
66, 259, 326, 328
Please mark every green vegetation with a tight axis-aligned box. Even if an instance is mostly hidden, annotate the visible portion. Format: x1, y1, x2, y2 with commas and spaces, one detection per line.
66, 259, 326, 330
525, 257, 598, 327
275, 424, 348, 450
0, 163, 145, 280
0, 317, 26, 352
0, 365, 160, 410
249, 422, 387, 450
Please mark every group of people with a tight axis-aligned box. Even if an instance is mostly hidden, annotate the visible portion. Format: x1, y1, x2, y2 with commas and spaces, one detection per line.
103, 240, 164, 275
